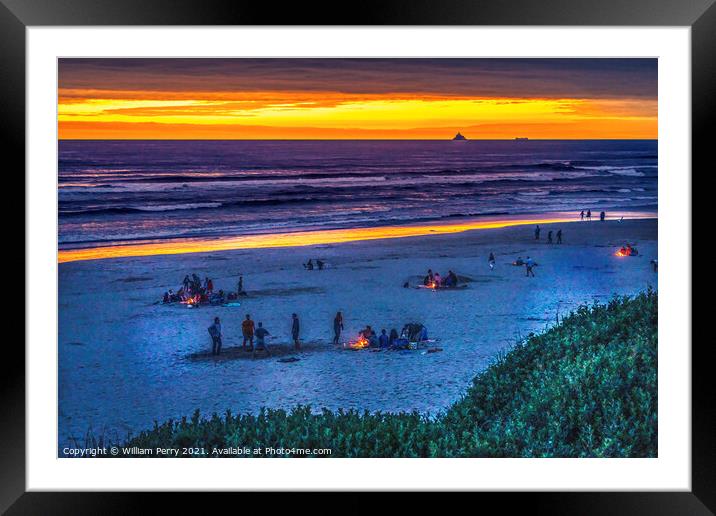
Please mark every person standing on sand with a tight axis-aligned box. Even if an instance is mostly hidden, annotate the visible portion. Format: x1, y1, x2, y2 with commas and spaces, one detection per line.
242, 314, 255, 351
333, 311, 344, 345
488, 252, 496, 271
253, 322, 271, 358
525, 256, 536, 277
547, 231, 553, 244
600, 211, 606, 221
556, 229, 562, 244
237, 275, 244, 296
586, 209, 592, 221
208, 317, 222, 356
580, 210, 585, 221
291, 313, 301, 350
535, 225, 541, 240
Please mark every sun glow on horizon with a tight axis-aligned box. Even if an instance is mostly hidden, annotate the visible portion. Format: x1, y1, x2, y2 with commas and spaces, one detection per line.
58, 91, 657, 140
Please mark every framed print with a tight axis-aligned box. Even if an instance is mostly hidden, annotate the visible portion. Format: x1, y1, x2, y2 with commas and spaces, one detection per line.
5, 0, 711, 512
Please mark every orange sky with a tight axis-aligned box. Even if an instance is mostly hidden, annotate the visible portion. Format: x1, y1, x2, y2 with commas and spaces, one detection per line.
58, 59, 658, 140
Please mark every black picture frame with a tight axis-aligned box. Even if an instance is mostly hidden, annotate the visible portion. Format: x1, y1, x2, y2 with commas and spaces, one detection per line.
3, 0, 709, 512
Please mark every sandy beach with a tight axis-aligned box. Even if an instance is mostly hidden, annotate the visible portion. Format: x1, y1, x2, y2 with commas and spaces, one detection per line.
58, 217, 657, 448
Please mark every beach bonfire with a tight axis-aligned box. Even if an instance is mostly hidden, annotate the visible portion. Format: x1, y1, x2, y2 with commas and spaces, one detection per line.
348, 335, 370, 349
181, 295, 200, 306
615, 245, 636, 257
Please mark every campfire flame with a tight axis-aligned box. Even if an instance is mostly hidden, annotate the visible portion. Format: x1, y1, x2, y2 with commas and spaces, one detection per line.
181, 295, 200, 305
349, 335, 370, 349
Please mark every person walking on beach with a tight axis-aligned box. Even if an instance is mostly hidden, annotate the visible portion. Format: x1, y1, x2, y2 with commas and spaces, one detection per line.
556, 229, 562, 244
208, 317, 222, 356
580, 210, 585, 221
333, 311, 344, 345
242, 314, 255, 351
586, 209, 592, 221
600, 211, 606, 221
253, 322, 271, 358
291, 313, 301, 350
237, 275, 245, 296
488, 252, 496, 271
547, 231, 553, 244
525, 256, 536, 277
535, 225, 541, 240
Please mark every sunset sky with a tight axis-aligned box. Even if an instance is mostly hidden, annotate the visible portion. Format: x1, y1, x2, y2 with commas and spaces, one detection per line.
58, 58, 657, 140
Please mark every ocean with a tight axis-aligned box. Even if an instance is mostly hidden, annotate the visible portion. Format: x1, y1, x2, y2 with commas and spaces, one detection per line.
58, 140, 657, 249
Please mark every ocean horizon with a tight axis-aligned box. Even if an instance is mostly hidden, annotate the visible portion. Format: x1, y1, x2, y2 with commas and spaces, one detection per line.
59, 139, 657, 253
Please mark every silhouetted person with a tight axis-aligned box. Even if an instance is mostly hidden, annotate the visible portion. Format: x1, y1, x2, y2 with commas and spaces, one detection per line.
586, 209, 592, 221
253, 322, 271, 358
547, 230, 553, 244
556, 229, 562, 244
389, 328, 399, 347
208, 317, 222, 355
488, 252, 496, 271
580, 210, 585, 221
600, 211, 606, 221
379, 329, 389, 348
292, 313, 300, 350
333, 311, 344, 345
317, 259, 325, 270
535, 225, 541, 240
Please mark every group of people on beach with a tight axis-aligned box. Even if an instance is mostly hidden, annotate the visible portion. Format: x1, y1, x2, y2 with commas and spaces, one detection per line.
162, 274, 247, 306
356, 323, 428, 349
617, 243, 639, 256
534, 225, 563, 244
207, 312, 301, 356
580, 209, 607, 221
303, 259, 325, 270
512, 256, 538, 277
162, 273, 217, 304
333, 311, 428, 349
422, 269, 459, 288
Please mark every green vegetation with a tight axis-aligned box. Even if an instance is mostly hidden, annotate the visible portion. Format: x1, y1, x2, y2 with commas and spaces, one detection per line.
121, 291, 657, 457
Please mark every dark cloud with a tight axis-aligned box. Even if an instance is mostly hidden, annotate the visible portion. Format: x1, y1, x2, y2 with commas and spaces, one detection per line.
58, 58, 657, 99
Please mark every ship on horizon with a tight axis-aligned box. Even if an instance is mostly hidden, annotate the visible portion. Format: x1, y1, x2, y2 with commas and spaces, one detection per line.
452, 132, 467, 141
514, 137, 529, 141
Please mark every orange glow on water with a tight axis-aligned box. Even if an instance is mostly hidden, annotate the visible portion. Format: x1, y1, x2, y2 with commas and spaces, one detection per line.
57, 212, 656, 264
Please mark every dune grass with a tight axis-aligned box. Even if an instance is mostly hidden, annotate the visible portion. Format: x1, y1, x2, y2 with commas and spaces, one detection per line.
119, 290, 657, 458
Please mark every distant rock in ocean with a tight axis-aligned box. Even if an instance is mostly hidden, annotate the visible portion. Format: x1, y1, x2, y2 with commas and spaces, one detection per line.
452, 132, 467, 141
